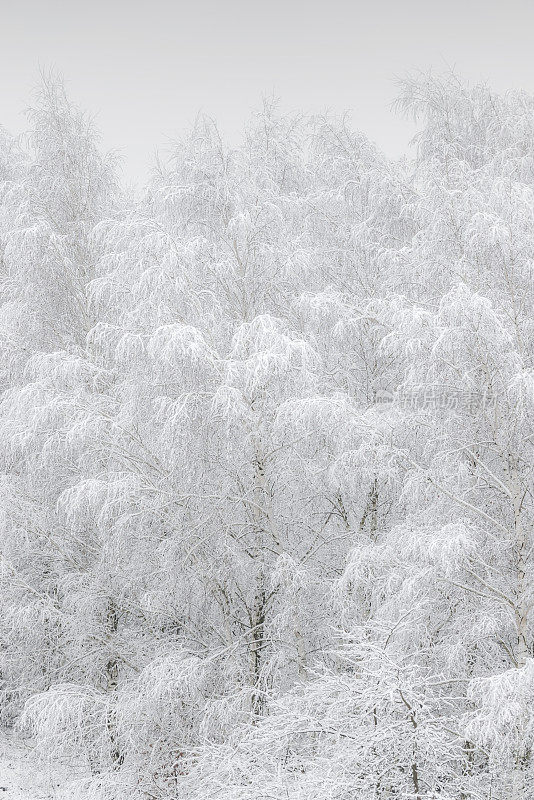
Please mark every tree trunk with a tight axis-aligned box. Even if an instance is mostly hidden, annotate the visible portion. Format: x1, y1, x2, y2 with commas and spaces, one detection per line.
510, 463, 530, 800
105, 600, 123, 769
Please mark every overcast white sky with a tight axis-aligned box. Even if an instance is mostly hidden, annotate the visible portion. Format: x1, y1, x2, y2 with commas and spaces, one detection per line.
2, 0, 534, 183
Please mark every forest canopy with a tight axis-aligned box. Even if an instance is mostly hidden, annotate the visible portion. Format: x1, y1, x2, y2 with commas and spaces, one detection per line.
0, 73, 533, 799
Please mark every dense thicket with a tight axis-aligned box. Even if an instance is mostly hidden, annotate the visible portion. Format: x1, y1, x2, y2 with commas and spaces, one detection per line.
0, 74, 533, 800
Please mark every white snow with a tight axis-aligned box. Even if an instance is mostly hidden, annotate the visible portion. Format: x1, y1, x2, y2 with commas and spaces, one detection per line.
0, 734, 79, 800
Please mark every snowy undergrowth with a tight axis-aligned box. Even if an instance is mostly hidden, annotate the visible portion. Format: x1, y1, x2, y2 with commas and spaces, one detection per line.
0, 733, 84, 800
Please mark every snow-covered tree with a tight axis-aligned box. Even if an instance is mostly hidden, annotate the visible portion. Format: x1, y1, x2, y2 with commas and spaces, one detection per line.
1, 73, 533, 800
0, 75, 117, 730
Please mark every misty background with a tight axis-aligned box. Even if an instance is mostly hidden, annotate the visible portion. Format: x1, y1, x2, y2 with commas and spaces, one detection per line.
1, 0, 533, 183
